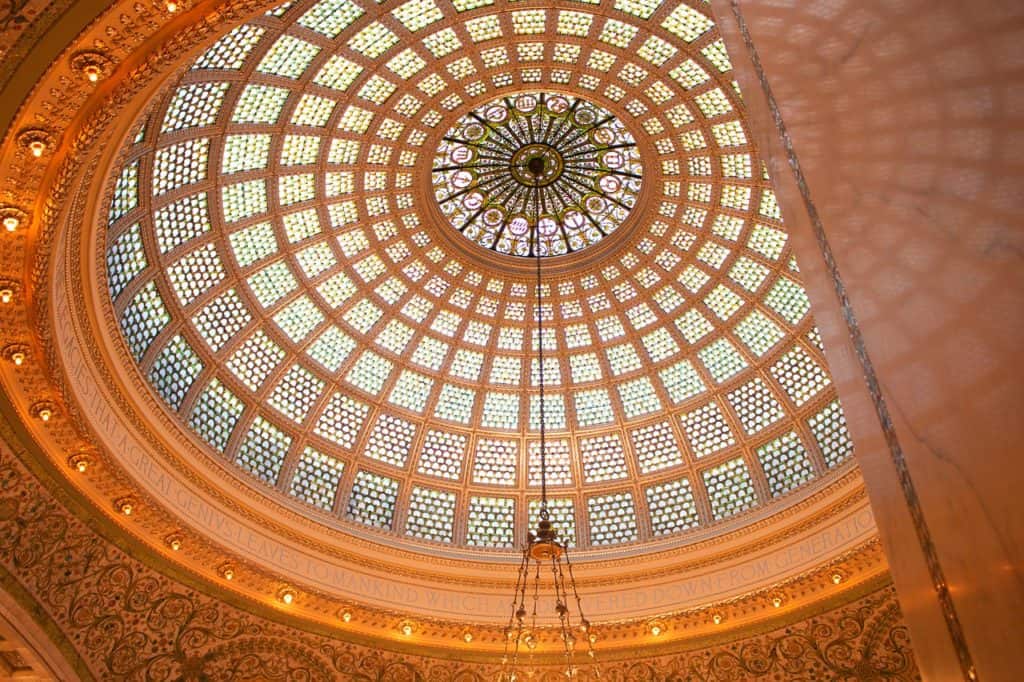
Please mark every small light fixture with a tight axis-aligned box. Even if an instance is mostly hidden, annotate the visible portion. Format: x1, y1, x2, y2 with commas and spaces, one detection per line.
166, 534, 183, 551
18, 129, 52, 158
462, 630, 473, 643
770, 593, 784, 609
0, 206, 27, 233
165, 0, 179, 11
831, 571, 844, 585
340, 609, 352, 623
399, 620, 415, 636
3, 344, 28, 366
71, 51, 112, 83
648, 621, 663, 637
31, 401, 56, 422
278, 587, 296, 605
68, 452, 94, 473
711, 612, 723, 625
115, 497, 135, 516
219, 563, 235, 581
0, 281, 17, 304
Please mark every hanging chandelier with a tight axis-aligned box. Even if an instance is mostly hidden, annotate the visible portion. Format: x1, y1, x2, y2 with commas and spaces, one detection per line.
499, 100, 604, 679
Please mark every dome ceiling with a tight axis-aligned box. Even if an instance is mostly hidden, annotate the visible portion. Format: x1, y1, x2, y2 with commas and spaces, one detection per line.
101, 0, 855, 558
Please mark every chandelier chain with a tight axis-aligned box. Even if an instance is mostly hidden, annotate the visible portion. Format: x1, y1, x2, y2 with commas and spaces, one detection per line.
498, 94, 603, 681
533, 176, 549, 516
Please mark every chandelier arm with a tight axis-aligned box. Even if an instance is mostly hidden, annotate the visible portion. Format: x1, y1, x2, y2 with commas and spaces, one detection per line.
563, 547, 586, 617
529, 559, 541, 666
565, 549, 601, 674
551, 553, 575, 675
504, 546, 530, 673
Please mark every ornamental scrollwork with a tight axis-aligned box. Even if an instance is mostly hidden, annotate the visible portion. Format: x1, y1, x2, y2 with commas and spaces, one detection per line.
0, 427, 918, 681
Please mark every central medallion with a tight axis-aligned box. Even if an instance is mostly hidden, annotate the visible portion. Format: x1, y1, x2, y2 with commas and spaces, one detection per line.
432, 92, 643, 258
510, 143, 564, 187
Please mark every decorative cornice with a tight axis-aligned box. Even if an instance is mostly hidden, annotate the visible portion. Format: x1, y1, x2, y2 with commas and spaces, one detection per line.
0, 419, 918, 677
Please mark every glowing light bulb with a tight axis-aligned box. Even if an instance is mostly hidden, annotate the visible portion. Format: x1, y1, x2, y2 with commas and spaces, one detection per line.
650, 624, 661, 636
83, 65, 101, 82
771, 596, 783, 608
463, 631, 473, 643
341, 610, 352, 623
11, 351, 25, 366
119, 501, 133, 515
831, 572, 843, 585
165, 0, 178, 11
38, 408, 52, 422
3, 216, 18, 232
0, 289, 12, 303
29, 140, 45, 157
68, 453, 93, 473
169, 537, 182, 551
712, 613, 723, 625
401, 623, 413, 636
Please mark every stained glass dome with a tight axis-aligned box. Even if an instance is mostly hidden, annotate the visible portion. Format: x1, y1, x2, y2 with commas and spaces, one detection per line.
101, 0, 856, 557
432, 92, 642, 257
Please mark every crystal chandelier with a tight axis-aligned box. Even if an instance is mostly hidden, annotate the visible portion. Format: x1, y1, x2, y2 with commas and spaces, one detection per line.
500, 131, 600, 680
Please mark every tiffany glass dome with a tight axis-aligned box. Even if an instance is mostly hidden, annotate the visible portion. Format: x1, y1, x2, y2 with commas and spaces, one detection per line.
432, 92, 642, 257
101, 0, 855, 559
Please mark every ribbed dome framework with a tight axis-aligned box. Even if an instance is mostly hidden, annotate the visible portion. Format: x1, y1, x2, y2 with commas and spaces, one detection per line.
103, 0, 855, 558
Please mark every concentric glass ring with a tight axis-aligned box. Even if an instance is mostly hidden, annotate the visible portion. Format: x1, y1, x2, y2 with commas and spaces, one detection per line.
432, 93, 643, 258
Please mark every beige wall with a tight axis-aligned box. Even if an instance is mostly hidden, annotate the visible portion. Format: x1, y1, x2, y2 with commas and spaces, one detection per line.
711, 1, 1024, 679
